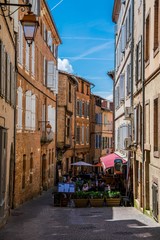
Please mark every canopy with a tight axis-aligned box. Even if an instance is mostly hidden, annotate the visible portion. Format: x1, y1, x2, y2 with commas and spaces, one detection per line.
71, 161, 92, 166
100, 153, 126, 170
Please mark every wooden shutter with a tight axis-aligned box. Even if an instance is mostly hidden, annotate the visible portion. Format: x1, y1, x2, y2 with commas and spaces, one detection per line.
31, 42, 35, 76
31, 95, 36, 130
18, 23, 23, 65
6, 54, 11, 103
47, 61, 55, 89
25, 91, 32, 129
25, 42, 29, 71
17, 87, 23, 129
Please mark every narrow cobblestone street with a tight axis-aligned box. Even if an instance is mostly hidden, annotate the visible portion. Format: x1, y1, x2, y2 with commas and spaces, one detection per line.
0, 190, 160, 240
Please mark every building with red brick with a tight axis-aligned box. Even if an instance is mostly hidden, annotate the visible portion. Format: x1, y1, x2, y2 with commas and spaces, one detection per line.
14, 0, 61, 207
90, 95, 113, 166
57, 72, 93, 176
0, 2, 17, 227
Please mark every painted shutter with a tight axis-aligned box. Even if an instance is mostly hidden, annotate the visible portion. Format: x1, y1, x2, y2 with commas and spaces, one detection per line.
121, 25, 125, 53
42, 104, 45, 131
25, 42, 29, 71
0, 41, 5, 96
134, 107, 137, 143
47, 61, 55, 89
28, 0, 40, 16
119, 74, 125, 101
31, 42, 35, 76
18, 23, 23, 65
31, 95, 36, 130
17, 87, 23, 129
6, 54, 11, 103
25, 91, 32, 129
11, 64, 16, 106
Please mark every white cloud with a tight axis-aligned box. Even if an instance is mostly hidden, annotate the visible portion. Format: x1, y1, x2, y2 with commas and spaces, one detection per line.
72, 41, 114, 62
58, 58, 73, 73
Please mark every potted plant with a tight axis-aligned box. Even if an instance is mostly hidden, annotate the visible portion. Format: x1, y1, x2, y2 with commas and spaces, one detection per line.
72, 191, 89, 207
89, 191, 104, 207
105, 191, 121, 207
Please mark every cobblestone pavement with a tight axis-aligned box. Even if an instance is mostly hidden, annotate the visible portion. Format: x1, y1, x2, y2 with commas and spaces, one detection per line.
0, 190, 160, 240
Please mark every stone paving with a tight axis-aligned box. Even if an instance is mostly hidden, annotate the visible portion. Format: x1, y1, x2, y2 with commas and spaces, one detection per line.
0, 190, 160, 240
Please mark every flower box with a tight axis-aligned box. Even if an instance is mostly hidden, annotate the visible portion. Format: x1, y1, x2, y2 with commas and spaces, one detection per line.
106, 198, 121, 207
73, 199, 89, 208
89, 198, 104, 207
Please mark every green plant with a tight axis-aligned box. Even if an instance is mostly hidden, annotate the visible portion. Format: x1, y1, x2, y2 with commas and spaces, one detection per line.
89, 191, 104, 199
73, 191, 89, 199
106, 191, 121, 198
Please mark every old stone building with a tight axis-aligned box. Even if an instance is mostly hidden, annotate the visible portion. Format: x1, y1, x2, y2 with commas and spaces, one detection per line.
90, 95, 113, 166
57, 71, 78, 177
0, 2, 17, 227
113, 0, 160, 222
75, 76, 92, 170
57, 72, 92, 176
14, 0, 61, 207
112, 0, 133, 196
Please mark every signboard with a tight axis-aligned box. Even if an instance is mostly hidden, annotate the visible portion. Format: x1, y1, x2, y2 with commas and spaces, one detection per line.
114, 159, 123, 175
58, 183, 75, 193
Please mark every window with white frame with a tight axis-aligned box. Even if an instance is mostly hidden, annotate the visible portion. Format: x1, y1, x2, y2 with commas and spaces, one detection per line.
47, 61, 58, 93
25, 91, 36, 130
17, 86, 23, 129
25, 42, 29, 72
31, 42, 35, 76
48, 105, 56, 133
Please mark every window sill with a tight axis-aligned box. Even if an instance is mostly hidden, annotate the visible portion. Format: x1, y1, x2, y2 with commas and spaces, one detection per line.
153, 151, 159, 158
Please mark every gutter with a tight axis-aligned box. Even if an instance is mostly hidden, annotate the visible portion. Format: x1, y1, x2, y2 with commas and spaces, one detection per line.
142, 0, 146, 214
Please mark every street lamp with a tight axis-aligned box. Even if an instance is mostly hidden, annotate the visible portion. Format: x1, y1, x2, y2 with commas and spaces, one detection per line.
20, 11, 39, 47
46, 122, 52, 134
0, 2, 39, 47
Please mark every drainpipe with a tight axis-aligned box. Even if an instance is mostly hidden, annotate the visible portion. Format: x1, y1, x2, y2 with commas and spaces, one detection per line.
130, 0, 134, 108
142, 0, 146, 214
12, 32, 18, 208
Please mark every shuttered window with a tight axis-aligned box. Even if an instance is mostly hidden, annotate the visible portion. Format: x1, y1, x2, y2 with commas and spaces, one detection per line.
6, 55, 11, 103
76, 126, 80, 144
126, 63, 131, 95
18, 23, 23, 65
25, 42, 29, 72
31, 42, 35, 76
154, 0, 159, 51
25, 90, 32, 129
48, 105, 56, 133
119, 74, 125, 101
76, 100, 80, 116
121, 24, 126, 53
82, 126, 84, 144
17, 87, 23, 129
31, 95, 36, 130
154, 98, 158, 152
86, 126, 89, 144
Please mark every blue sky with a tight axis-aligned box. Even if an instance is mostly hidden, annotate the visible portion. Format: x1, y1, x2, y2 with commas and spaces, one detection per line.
47, 0, 114, 100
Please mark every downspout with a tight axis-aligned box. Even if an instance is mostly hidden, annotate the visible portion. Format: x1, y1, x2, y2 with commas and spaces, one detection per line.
142, 0, 146, 214
130, 0, 134, 108
12, 32, 18, 208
